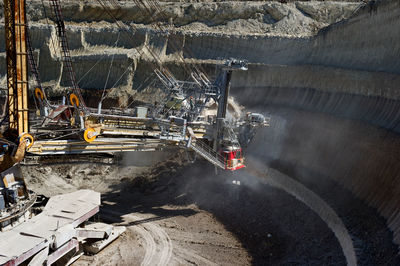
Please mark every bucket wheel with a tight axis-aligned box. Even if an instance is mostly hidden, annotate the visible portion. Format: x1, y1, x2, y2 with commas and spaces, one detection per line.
83, 128, 97, 143
19, 133, 34, 149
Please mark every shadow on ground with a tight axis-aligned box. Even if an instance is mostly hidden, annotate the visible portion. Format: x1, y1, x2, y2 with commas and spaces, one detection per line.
101, 159, 346, 265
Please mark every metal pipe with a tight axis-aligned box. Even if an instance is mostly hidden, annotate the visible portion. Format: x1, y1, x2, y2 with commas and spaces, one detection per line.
97, 102, 102, 115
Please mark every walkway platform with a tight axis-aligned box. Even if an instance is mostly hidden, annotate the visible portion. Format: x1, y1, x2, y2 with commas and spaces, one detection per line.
0, 190, 100, 265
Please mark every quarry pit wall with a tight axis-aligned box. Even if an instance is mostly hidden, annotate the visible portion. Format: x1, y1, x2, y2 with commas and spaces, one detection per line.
0, 0, 399, 248
232, 0, 400, 247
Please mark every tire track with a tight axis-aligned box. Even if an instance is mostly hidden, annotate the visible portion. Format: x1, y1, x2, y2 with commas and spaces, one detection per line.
138, 218, 172, 266
174, 246, 218, 266
101, 210, 173, 266
132, 226, 156, 266
246, 159, 357, 266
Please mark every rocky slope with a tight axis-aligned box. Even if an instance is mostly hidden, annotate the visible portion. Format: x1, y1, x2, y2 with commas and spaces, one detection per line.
0, 1, 362, 97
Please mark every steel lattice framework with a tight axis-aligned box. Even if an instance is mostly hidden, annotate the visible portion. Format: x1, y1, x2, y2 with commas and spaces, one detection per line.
4, 0, 29, 135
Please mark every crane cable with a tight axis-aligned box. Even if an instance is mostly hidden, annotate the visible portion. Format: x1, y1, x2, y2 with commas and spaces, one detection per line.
97, 0, 214, 119
100, 31, 120, 103
97, 0, 194, 77
135, 0, 209, 75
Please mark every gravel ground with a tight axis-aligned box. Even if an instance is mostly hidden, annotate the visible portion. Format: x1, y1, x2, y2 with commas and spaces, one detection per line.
23, 109, 400, 265
26, 158, 346, 265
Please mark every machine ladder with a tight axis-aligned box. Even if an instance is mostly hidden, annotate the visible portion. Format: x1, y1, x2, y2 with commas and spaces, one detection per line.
189, 140, 225, 169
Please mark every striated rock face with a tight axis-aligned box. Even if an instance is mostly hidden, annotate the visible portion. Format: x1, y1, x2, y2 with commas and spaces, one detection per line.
230, 0, 400, 251
0, 0, 361, 96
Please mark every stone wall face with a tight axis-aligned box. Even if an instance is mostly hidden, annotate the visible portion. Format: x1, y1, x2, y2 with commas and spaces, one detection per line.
0, 1, 364, 92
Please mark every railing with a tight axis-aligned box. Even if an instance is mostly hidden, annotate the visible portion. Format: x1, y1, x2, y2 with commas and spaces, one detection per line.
190, 139, 225, 169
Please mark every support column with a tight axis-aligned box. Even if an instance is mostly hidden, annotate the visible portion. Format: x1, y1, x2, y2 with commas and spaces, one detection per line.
4, 0, 29, 136
213, 69, 232, 151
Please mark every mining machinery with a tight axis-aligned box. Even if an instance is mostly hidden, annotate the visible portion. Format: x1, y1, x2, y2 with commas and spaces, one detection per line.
0, 0, 37, 231
0, 3, 125, 263
2, 0, 269, 172
29, 57, 268, 170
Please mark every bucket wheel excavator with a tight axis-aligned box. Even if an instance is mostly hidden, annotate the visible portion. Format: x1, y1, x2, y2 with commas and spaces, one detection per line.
2, 0, 269, 172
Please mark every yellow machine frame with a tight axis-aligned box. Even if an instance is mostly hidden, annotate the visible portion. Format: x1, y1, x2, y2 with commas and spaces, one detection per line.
4, 0, 29, 135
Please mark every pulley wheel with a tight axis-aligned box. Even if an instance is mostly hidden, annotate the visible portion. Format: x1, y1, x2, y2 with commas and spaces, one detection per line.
35, 87, 44, 101
19, 133, 34, 149
83, 128, 97, 143
69, 93, 80, 107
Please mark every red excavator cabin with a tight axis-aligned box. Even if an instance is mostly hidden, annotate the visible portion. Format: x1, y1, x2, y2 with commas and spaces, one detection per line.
222, 146, 245, 171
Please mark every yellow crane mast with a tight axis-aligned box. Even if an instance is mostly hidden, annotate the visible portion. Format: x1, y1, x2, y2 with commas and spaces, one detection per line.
4, 0, 29, 136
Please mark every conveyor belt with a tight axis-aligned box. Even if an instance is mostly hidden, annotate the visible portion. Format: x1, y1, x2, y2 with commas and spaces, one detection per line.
27, 138, 170, 155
